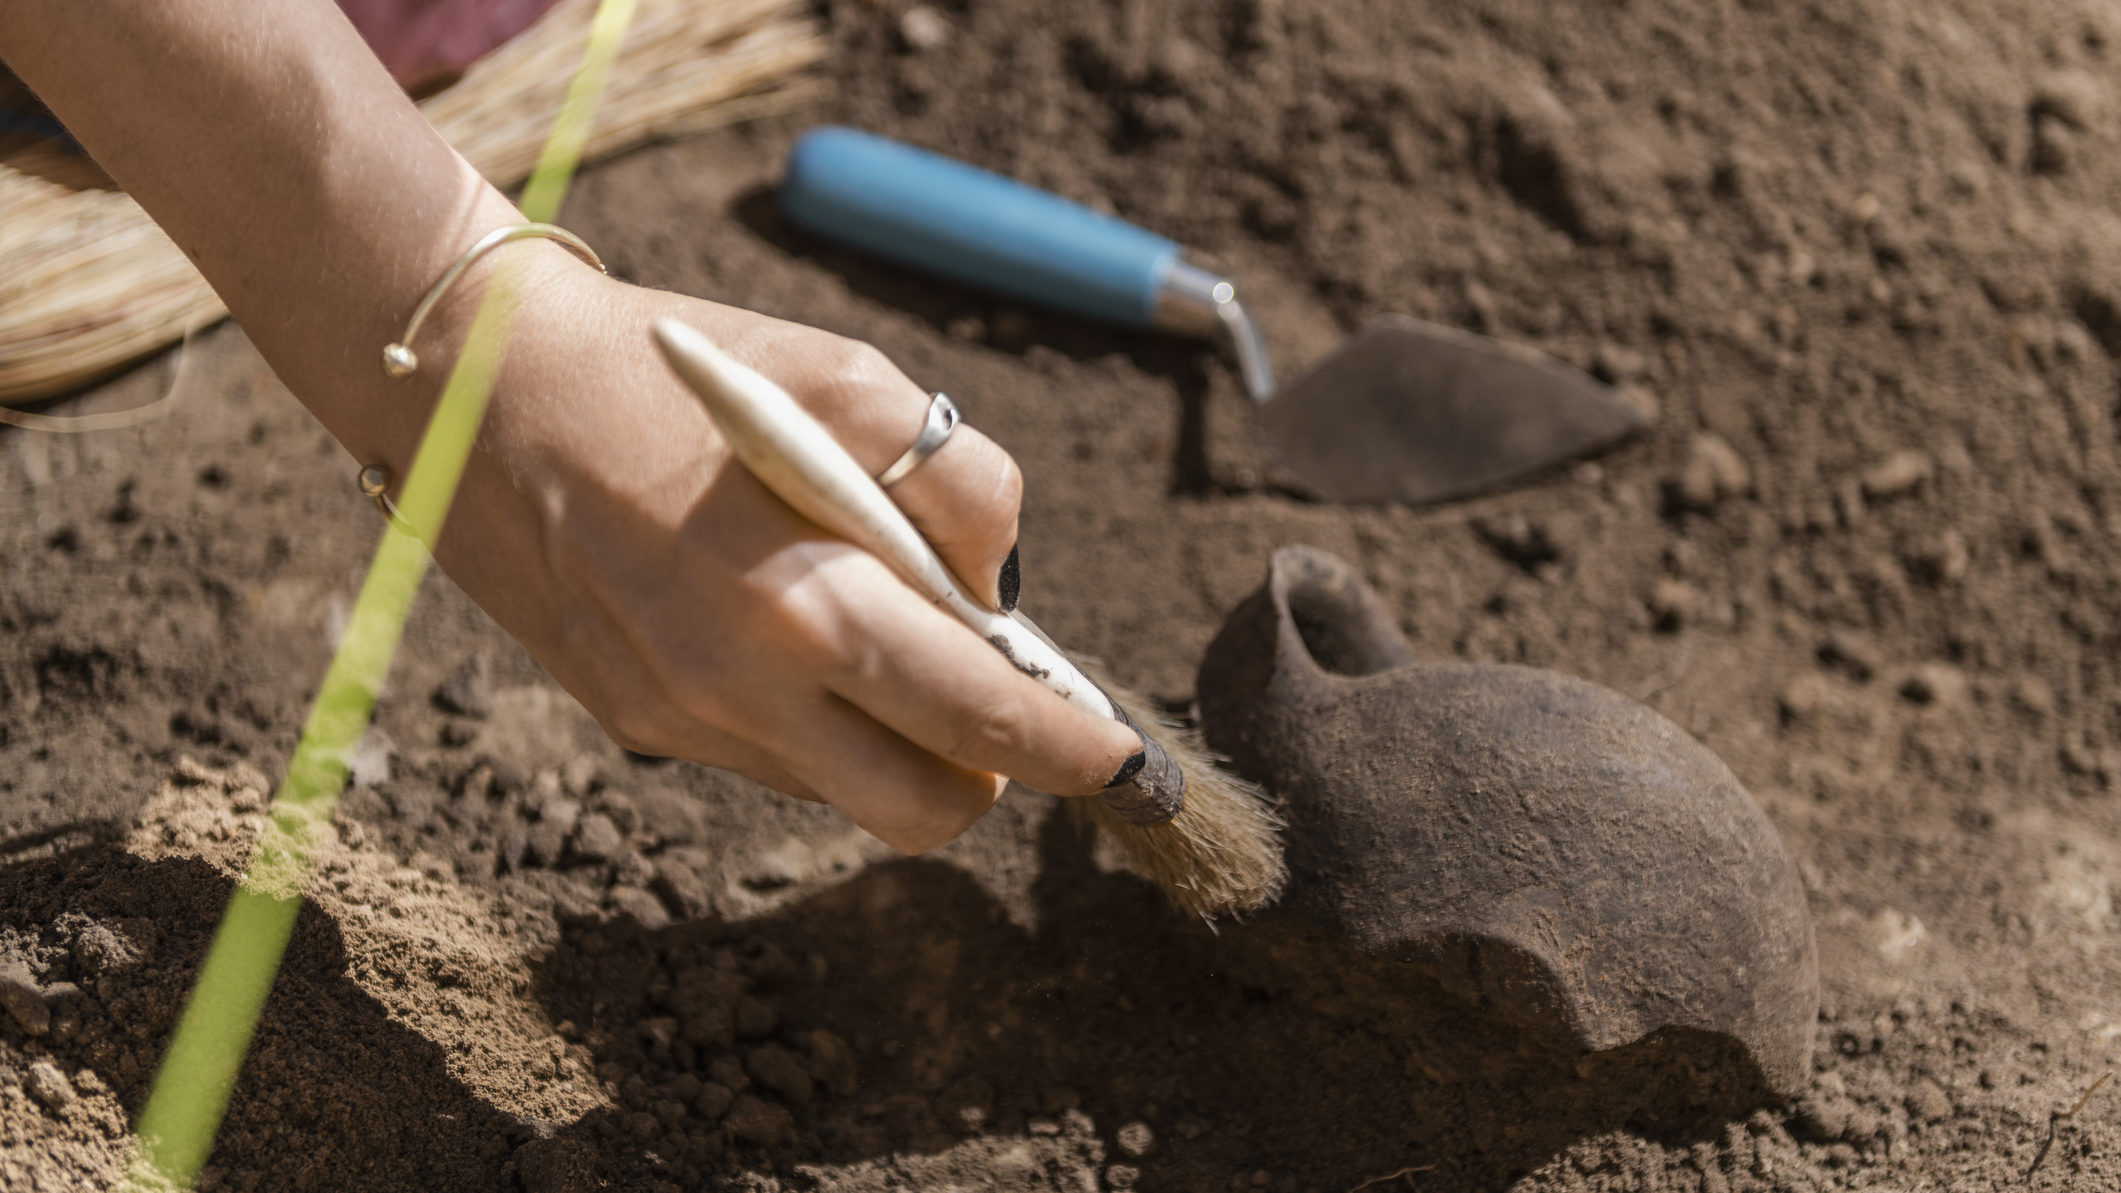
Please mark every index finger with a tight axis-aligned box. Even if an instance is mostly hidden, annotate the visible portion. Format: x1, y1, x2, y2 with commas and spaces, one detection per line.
809, 549, 1145, 797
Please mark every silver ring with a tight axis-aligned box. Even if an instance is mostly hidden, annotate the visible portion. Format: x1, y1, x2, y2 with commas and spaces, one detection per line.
876, 393, 959, 487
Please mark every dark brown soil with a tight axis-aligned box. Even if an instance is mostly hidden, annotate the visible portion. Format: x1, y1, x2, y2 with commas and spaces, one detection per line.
7, 0, 2121, 1189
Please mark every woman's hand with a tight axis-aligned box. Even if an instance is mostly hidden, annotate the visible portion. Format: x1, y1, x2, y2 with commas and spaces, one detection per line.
419, 251, 1142, 852
0, 0, 1136, 851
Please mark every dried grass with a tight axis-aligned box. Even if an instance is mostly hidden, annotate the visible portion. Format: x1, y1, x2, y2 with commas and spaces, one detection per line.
0, 0, 821, 405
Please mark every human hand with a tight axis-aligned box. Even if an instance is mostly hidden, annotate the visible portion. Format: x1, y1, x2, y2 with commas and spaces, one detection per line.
0, 0, 1121, 850
411, 250, 1143, 852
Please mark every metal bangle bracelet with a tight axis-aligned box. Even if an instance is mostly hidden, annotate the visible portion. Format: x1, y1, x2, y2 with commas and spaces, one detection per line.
360, 223, 604, 534
357, 464, 418, 537
380, 222, 606, 379
877, 393, 959, 486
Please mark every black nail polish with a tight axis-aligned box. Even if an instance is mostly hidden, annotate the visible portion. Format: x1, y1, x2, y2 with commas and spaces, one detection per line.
1104, 747, 1147, 790
997, 543, 1021, 613
1098, 707, 1184, 824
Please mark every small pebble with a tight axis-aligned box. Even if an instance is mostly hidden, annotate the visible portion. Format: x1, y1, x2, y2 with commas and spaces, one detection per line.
26, 1060, 75, 1111
1816, 632, 1880, 682
1471, 514, 1560, 571
898, 5, 951, 51
2031, 70, 2104, 131
1794, 1087, 1851, 1142
724, 1095, 794, 1146
1778, 673, 1835, 724
652, 862, 713, 920
537, 796, 582, 832
73, 919, 146, 975
694, 1081, 735, 1120
2009, 676, 2055, 719
938, 1077, 995, 1134
1906, 1079, 1953, 1124
746, 1044, 814, 1107
806, 1029, 860, 1097
1617, 383, 1661, 423
562, 755, 601, 797
1845, 1107, 1889, 1150
608, 852, 656, 895
525, 820, 571, 869
1904, 529, 1969, 585
607, 886, 670, 931
2032, 119, 2075, 174
1787, 245, 1818, 284
1648, 576, 1702, 631
0, 961, 49, 1035
707, 1056, 750, 1092
1592, 342, 1649, 384
1670, 432, 1751, 511
1899, 663, 1967, 707
1115, 1120, 1156, 1158
1859, 450, 1932, 500
570, 813, 624, 863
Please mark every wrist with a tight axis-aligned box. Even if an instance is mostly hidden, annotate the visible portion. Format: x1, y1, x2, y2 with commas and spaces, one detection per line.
323, 214, 600, 474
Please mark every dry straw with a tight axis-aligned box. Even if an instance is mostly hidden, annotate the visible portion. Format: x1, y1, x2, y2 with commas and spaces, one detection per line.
0, 0, 822, 405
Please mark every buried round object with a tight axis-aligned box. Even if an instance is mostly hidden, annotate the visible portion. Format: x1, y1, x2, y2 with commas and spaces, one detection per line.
1198, 546, 1818, 1095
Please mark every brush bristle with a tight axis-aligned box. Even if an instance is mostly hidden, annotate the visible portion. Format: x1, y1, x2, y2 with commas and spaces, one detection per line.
1075, 678, 1286, 921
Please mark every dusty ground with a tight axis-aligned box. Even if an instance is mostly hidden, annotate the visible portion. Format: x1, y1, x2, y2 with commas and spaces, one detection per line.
7, 0, 2121, 1188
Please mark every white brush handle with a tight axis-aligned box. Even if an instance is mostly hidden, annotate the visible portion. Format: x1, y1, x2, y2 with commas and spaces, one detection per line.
651, 319, 1119, 724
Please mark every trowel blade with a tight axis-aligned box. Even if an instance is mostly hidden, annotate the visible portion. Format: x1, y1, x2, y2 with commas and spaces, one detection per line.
1257, 316, 1649, 505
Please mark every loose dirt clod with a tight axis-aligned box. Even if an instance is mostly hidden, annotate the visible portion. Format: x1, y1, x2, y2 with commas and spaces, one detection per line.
1199, 546, 1818, 1096
25, 1060, 75, 1111
0, 961, 48, 1036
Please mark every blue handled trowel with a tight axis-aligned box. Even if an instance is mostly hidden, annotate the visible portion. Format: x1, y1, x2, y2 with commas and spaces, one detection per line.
777, 126, 1647, 506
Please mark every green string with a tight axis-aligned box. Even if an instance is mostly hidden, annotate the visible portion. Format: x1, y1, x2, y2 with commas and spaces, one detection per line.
124, 2, 638, 1185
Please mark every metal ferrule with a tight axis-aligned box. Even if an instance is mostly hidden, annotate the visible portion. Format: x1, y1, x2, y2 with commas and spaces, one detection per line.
1152, 259, 1277, 404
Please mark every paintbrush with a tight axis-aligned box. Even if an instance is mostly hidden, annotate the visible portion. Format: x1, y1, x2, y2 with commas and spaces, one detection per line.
651, 318, 1284, 919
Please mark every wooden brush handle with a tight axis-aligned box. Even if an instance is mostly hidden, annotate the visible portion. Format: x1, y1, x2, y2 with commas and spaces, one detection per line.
651, 318, 1118, 724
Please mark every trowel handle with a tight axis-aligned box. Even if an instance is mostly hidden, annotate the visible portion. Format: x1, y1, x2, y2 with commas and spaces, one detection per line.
781, 127, 1199, 332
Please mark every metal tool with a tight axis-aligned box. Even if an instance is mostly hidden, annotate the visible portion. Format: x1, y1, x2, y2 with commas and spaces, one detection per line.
777, 127, 1649, 505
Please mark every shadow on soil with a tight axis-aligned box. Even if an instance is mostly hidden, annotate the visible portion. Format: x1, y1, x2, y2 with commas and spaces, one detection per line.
529, 809, 1773, 1190
0, 845, 516, 1190
0, 821, 1772, 1191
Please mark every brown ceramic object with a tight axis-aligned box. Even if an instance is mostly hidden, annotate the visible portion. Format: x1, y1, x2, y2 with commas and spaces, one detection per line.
1198, 546, 1818, 1095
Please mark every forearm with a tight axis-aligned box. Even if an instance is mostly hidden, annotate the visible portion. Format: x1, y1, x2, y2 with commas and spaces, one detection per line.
0, 0, 538, 464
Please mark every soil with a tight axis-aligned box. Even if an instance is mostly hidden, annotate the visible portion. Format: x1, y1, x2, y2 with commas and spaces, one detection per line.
6, 0, 2121, 1189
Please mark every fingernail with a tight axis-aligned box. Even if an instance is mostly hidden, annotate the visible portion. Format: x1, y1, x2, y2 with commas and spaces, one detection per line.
1099, 710, 1184, 825
997, 543, 1021, 613
1104, 745, 1147, 790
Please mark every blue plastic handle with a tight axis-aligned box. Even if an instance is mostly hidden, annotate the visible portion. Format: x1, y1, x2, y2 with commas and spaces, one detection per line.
780, 127, 1179, 330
